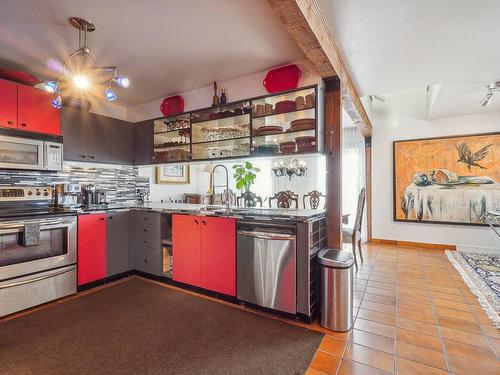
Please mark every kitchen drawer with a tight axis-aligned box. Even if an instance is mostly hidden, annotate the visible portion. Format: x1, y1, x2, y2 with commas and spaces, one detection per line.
134, 211, 160, 226
134, 232, 160, 249
134, 222, 161, 240
134, 245, 162, 275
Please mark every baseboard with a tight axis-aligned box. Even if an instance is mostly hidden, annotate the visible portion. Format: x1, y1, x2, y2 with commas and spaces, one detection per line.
369, 238, 456, 250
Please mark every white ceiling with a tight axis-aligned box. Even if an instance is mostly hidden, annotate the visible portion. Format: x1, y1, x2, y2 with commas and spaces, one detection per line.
318, 0, 500, 119
0, 0, 304, 107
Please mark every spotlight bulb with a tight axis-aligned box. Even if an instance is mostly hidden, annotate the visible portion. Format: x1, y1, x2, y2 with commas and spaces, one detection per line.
52, 95, 63, 109
73, 75, 90, 89
105, 88, 117, 102
114, 76, 129, 88
44, 80, 58, 93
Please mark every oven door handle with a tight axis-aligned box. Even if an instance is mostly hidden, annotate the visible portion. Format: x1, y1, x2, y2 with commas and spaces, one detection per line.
0, 220, 74, 234
0, 266, 75, 289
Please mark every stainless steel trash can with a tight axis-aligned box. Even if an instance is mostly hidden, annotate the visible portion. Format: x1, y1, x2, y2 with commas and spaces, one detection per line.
318, 249, 354, 331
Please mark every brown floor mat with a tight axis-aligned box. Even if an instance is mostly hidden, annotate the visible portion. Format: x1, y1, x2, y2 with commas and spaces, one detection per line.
0, 277, 322, 375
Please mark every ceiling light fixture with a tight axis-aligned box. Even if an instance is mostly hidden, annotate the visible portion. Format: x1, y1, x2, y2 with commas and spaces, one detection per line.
43, 17, 129, 108
480, 81, 500, 107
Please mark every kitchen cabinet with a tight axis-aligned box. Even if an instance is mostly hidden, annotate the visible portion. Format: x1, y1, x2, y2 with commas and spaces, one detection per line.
0, 79, 17, 129
87, 113, 112, 163
133, 120, 154, 165
172, 214, 202, 287
78, 214, 107, 286
17, 84, 60, 135
111, 119, 133, 164
133, 211, 162, 275
61, 107, 88, 161
200, 216, 236, 296
61, 107, 132, 164
106, 211, 130, 276
172, 214, 236, 296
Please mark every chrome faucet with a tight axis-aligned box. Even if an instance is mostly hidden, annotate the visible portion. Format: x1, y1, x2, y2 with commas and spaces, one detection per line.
212, 164, 230, 209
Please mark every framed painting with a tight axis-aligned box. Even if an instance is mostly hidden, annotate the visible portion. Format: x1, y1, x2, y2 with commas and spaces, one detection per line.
156, 164, 190, 184
393, 132, 500, 226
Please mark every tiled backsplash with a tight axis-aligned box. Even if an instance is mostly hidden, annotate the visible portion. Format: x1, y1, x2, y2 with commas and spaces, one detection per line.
0, 162, 150, 204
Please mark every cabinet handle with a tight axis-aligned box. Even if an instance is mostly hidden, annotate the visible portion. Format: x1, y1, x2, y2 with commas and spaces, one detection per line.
194, 219, 199, 225
144, 228, 148, 232
108, 216, 113, 220
21, 123, 27, 127
88, 155, 95, 159
7, 121, 14, 125
202, 220, 206, 225
144, 240, 149, 244
144, 258, 148, 263
99, 217, 105, 221
80, 155, 86, 159
144, 216, 148, 220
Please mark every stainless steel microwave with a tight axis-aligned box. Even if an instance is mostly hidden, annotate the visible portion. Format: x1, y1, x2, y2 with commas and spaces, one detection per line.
0, 134, 63, 171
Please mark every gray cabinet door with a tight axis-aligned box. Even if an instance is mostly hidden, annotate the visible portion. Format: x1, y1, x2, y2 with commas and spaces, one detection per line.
87, 113, 113, 163
111, 120, 133, 164
133, 121, 153, 165
61, 107, 88, 162
133, 211, 162, 275
106, 211, 130, 276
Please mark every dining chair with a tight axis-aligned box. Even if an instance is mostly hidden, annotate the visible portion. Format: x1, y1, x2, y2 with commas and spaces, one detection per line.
269, 190, 299, 209
303, 190, 327, 209
236, 191, 263, 208
342, 188, 366, 269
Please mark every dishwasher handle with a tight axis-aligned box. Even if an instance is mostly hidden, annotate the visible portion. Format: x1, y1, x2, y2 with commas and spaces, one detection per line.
237, 230, 296, 241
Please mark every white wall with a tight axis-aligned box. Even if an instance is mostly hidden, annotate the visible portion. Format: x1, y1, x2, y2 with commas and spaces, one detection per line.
372, 111, 500, 251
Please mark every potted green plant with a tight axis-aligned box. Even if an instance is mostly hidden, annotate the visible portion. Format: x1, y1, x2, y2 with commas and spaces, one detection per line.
232, 162, 260, 192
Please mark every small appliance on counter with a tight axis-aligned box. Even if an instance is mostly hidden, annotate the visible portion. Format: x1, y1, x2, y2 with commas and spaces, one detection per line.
82, 185, 107, 209
55, 183, 82, 208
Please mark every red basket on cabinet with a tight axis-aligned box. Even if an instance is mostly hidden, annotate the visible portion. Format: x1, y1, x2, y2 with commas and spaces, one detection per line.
263, 64, 301, 93
160, 95, 184, 116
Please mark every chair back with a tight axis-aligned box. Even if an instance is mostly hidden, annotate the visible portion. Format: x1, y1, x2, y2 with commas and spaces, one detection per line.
354, 188, 366, 232
237, 191, 263, 208
269, 190, 299, 209
303, 190, 326, 209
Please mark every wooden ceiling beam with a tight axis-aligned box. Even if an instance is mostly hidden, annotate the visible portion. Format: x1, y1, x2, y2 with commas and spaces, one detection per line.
268, 0, 372, 137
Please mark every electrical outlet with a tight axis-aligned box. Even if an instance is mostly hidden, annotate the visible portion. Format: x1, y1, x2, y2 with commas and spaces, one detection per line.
444, 227, 452, 235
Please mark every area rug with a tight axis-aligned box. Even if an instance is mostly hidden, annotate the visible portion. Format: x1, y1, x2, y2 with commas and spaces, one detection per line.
0, 277, 323, 375
446, 250, 500, 328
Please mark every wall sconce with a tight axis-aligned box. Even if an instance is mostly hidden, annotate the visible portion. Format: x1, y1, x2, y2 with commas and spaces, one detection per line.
272, 159, 307, 181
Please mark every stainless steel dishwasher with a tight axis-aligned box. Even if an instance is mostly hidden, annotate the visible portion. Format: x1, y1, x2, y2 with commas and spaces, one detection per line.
236, 221, 296, 314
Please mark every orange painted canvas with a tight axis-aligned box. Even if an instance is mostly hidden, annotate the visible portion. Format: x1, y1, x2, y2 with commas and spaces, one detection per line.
393, 132, 500, 225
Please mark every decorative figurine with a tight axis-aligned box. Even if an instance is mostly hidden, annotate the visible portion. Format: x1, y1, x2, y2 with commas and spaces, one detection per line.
220, 88, 227, 104
212, 81, 219, 106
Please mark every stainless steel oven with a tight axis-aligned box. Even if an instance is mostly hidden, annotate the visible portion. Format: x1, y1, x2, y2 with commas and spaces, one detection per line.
0, 133, 63, 171
0, 186, 77, 317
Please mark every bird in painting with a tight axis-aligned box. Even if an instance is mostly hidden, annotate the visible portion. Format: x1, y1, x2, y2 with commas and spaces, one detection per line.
455, 143, 492, 170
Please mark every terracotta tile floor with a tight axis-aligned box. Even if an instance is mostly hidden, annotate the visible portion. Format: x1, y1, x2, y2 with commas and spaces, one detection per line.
305, 243, 500, 375
2, 243, 499, 374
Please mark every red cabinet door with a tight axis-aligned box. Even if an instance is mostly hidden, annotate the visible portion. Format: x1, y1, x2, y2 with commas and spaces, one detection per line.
172, 214, 202, 287
17, 84, 60, 135
77, 214, 107, 286
201, 217, 236, 296
0, 79, 17, 129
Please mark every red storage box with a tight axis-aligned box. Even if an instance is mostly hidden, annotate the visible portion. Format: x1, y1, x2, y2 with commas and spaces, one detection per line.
160, 95, 184, 116
263, 64, 301, 93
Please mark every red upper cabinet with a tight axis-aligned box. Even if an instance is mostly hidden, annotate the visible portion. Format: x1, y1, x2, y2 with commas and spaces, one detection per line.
172, 214, 202, 287
0, 79, 18, 129
17, 84, 61, 135
201, 216, 236, 296
77, 214, 107, 286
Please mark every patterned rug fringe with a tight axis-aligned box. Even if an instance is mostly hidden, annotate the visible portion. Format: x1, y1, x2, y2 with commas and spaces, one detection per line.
445, 249, 499, 328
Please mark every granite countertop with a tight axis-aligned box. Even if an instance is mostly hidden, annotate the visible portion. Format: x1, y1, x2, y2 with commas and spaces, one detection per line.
78, 202, 325, 222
